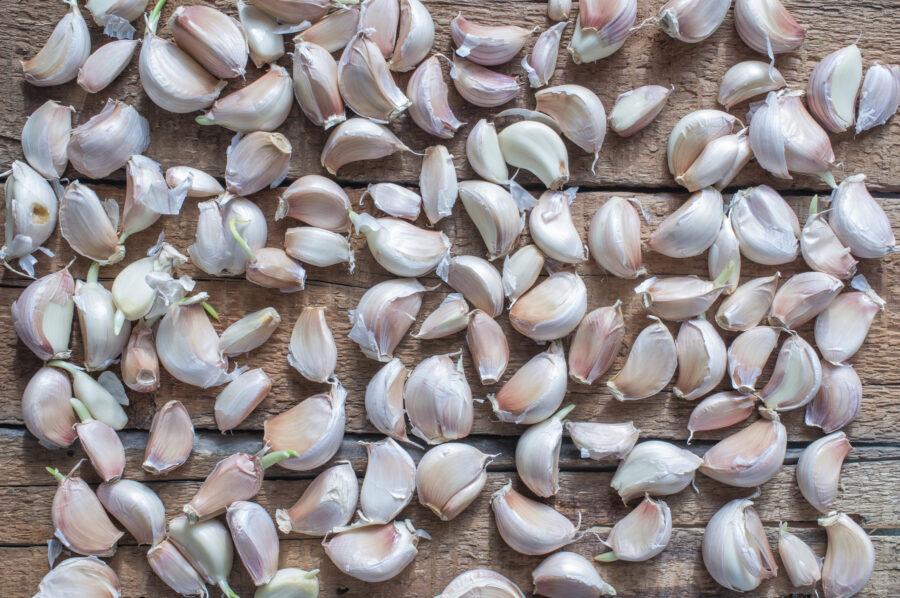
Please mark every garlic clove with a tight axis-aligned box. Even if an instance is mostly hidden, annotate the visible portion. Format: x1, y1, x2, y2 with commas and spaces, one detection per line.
734, 0, 806, 54
120, 155, 190, 242
758, 334, 822, 411
360, 0, 400, 58
715, 273, 780, 331
169, 4, 249, 79
22, 366, 77, 449
276, 462, 358, 536
667, 109, 738, 178
509, 271, 587, 342
648, 187, 723, 258
490, 342, 567, 424
814, 275, 884, 365
806, 362, 862, 434
597, 495, 672, 562
414, 293, 470, 340
349, 278, 425, 361
417, 443, 493, 521
197, 65, 294, 133
588, 196, 645, 279
255, 568, 320, 598
491, 481, 578, 555
284, 226, 355, 271
442, 255, 504, 317
67, 99, 149, 180
287, 306, 337, 383
12, 265, 75, 361
263, 384, 346, 471
687, 391, 757, 441
659, 0, 730, 43
727, 326, 779, 393
702, 495, 777, 592
225, 131, 292, 197
168, 515, 237, 597
534, 551, 616, 597
21, 100, 73, 180
420, 145, 459, 223
467, 309, 509, 384
568, 301, 626, 385
828, 173, 897, 259
709, 215, 741, 294
700, 408, 787, 486
407, 57, 464, 139
438, 569, 524, 598
361, 183, 422, 221
147, 539, 209, 598
219, 307, 281, 358
277, 174, 351, 232
611, 440, 702, 502
516, 405, 574, 497
566, 421, 639, 461
451, 14, 534, 66
502, 244, 545, 305
523, 22, 568, 89
70, 398, 125, 483
675, 130, 753, 191
609, 84, 673, 137
389, 0, 434, 72
254, 0, 330, 24
856, 62, 900, 135
769, 271, 843, 329
458, 180, 522, 259
778, 523, 822, 589
529, 188, 586, 263
718, 60, 787, 109
321, 118, 414, 174
323, 519, 427, 582
567, 0, 637, 64
226, 501, 280, 586
465, 119, 510, 184
801, 195, 858, 280
365, 358, 412, 443
77, 39, 138, 94
238, 0, 285, 67
818, 511, 875, 598
797, 431, 851, 513
47, 465, 123, 557
49, 361, 127, 430
96, 479, 166, 547
338, 29, 411, 122
215, 368, 273, 432
291, 41, 346, 130
351, 212, 451, 277
498, 121, 570, 189
607, 316, 677, 401
447, 54, 520, 108
405, 354, 473, 444
673, 318, 727, 401
22, 0, 91, 87
807, 43, 862, 133
34, 556, 121, 597
143, 400, 193, 475
637, 274, 729, 322
360, 437, 416, 523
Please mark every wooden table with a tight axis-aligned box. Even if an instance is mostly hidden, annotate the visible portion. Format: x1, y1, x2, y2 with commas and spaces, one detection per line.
2, 1, 898, 596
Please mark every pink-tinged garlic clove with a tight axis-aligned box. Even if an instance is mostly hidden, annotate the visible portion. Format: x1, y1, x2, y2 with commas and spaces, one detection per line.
407, 56, 464, 139
442, 255, 504, 317
727, 326, 780, 393
807, 43, 863, 133
818, 511, 875, 598
596, 495, 672, 562
214, 368, 273, 432
414, 294, 470, 340
147, 539, 209, 597
291, 41, 346, 130
777, 523, 822, 589
97, 479, 166, 547
758, 334, 822, 412
716, 273, 780, 332
35, 556, 121, 598
588, 197, 646, 279
405, 353, 473, 444
510, 271, 587, 342
447, 54, 519, 108
730, 185, 799, 266
287, 307, 337, 383
800, 195, 858, 280
636, 274, 730, 322
323, 519, 428, 582
828, 174, 897, 259
22, 366, 77, 449
349, 278, 426, 362
568, 302, 626, 386
416, 443, 493, 521
450, 14, 534, 66
611, 440, 702, 502
648, 188, 723, 258
438, 569, 525, 597
856, 62, 900, 135
70, 399, 125, 483
226, 501, 280, 586
718, 60, 786, 109
390, 0, 434, 72
734, 0, 806, 55
365, 359, 413, 443
567, 0, 637, 64
673, 319, 727, 401
533, 551, 616, 596
12, 265, 75, 361
359, 437, 417, 523
687, 392, 757, 442
814, 275, 884, 365
769, 271, 843, 329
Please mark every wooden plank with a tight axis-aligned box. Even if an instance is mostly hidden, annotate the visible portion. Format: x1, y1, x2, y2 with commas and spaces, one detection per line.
1, 1, 898, 191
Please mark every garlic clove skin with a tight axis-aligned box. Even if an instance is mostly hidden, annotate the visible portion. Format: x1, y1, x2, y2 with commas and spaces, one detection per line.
673, 318, 727, 401
285, 226, 355, 271
529, 188, 586, 263
611, 440, 702, 502
254, 0, 330, 24
438, 569, 524, 598
48, 466, 124, 557
96, 479, 166, 547
687, 391, 757, 441
807, 43, 862, 133
609, 84, 672, 137
465, 119, 509, 184
225, 131, 292, 197
458, 180, 522, 260
734, 0, 806, 55
71, 400, 125, 483
21, 100, 73, 180
169, 5, 249, 80
818, 511, 875, 598
815, 276, 884, 365
215, 368, 273, 432
22, 0, 91, 87
769, 271, 843, 329
443, 255, 504, 317
801, 196, 858, 280
637, 274, 729, 322
360, 437, 417, 523
451, 14, 534, 66
276, 462, 358, 536
351, 212, 451, 277
806, 362, 862, 434
321, 118, 414, 174
255, 568, 320, 598
535, 552, 617, 596
758, 334, 822, 411
287, 306, 337, 384
700, 408, 787, 487
147, 539, 209, 598
523, 22, 568, 89
797, 431, 852, 513
278, 175, 351, 232
502, 244, 545, 305
856, 62, 900, 135
348, 278, 425, 362
490, 342, 567, 424
658, 0, 731, 43
509, 271, 587, 342
390, 0, 434, 72
702, 496, 778, 592
407, 57, 464, 139
727, 326, 779, 393
709, 215, 741, 294
291, 41, 346, 130
467, 309, 509, 384
588, 196, 645, 279
35, 556, 121, 598
491, 481, 578, 555
238, 0, 285, 67
515, 405, 574, 497
360, 0, 400, 59
417, 443, 493, 521
718, 60, 786, 109
365, 359, 412, 443
11, 263, 74, 362
77, 39, 138, 94
197, 65, 294, 133
22, 366, 77, 449
607, 316, 677, 401
597, 495, 672, 562
264, 384, 346, 471
566, 421, 639, 461
715, 273, 780, 331
498, 121, 569, 189
567, 0, 637, 64
667, 109, 738, 178
143, 399, 194, 475
420, 145, 459, 223
49, 361, 128, 430
675, 130, 753, 191
568, 301, 626, 385
68, 99, 150, 180
339, 29, 411, 123
405, 354, 473, 444
226, 501, 280, 586
168, 515, 237, 597
648, 187, 723, 258
778, 523, 822, 589
362, 183, 422, 221
323, 519, 426, 583
828, 173, 897, 259
414, 293, 470, 340
219, 307, 281, 357
448, 54, 520, 108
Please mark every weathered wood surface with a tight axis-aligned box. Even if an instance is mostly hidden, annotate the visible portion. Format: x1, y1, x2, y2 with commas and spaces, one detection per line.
1, 0, 899, 191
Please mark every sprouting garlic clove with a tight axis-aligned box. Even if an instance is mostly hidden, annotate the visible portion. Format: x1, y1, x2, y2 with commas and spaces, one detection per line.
276, 462, 358, 536
11, 264, 74, 362
285, 226, 355, 271
818, 511, 875, 598
611, 440, 702, 502
457, 180, 522, 260
70, 398, 125, 483
147, 539, 209, 598
502, 245, 545, 306
255, 568, 320, 598
67, 99, 149, 180
467, 309, 509, 384
143, 400, 193, 475
758, 334, 822, 411
291, 41, 346, 130
769, 271, 843, 329
339, 29, 411, 122
219, 307, 281, 358
214, 368, 273, 432
675, 129, 753, 192
47, 465, 123, 557
636, 273, 730, 322
597, 495, 672, 562
77, 39, 138, 94
709, 215, 741, 294
225, 131, 292, 196
523, 22, 568, 89
438, 569, 524, 598
264, 384, 346, 471
490, 342, 567, 424
856, 62, 900, 135
287, 306, 338, 384
414, 293, 470, 340
529, 188, 586, 263
49, 361, 128, 430
510, 271, 587, 342
389, 0, 434, 71
568, 302, 626, 385
673, 318, 727, 401
22, 366, 77, 450
361, 183, 422, 221
566, 421, 639, 461
807, 43, 863, 133
351, 211, 450, 277
405, 354, 473, 444
169, 4, 248, 79
360, 437, 416, 523
197, 65, 293, 133
700, 407, 787, 487
407, 57, 464, 139
516, 405, 574, 497
778, 523, 822, 589
442, 255, 504, 317
716, 273, 780, 331
687, 391, 757, 442
278, 174, 351, 232
534, 84, 605, 173
702, 495, 778, 592
718, 60, 787, 109
537, 552, 617, 597
451, 14, 534, 66
465, 119, 509, 184
238, 0, 285, 67
121, 155, 190, 242
727, 326, 779, 393
365, 359, 412, 443
226, 501, 280, 586
420, 145, 459, 223
360, 0, 400, 59
417, 443, 493, 522
168, 515, 237, 597
166, 166, 223, 198
323, 519, 427, 582
806, 362, 862, 434
36, 556, 121, 598
254, 0, 330, 24
828, 173, 897, 258
648, 187, 723, 258
447, 54, 520, 108
658, 0, 730, 43
815, 275, 884, 365
609, 84, 673, 138
588, 196, 645, 279
567, 0, 637, 64
667, 109, 738, 178
349, 278, 425, 361
607, 316, 677, 401
21, 100, 73, 180
22, 0, 91, 87
734, 0, 806, 55
97, 479, 166, 547
801, 195, 858, 280
321, 118, 414, 174
797, 431, 851, 513
491, 481, 578, 555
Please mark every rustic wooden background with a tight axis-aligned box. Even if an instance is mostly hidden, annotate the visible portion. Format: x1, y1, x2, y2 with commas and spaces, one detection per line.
1, 0, 898, 596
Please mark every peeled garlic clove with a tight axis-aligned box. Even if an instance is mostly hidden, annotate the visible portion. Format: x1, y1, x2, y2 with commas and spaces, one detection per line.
465, 119, 509, 184
254, 0, 330, 24
255, 568, 320, 598
797, 431, 851, 513
276, 462, 358, 536
516, 405, 574, 497
48, 465, 123, 557
806, 362, 861, 434
225, 131, 292, 196
709, 216, 741, 294
407, 57, 464, 139
147, 539, 209, 598
365, 358, 412, 443
588, 196, 645, 279
499, 121, 569, 189
490, 342, 567, 424
675, 130, 752, 191
414, 293, 470, 339
609, 84, 672, 137
829, 173, 897, 258
597, 495, 672, 563
96, 479, 166, 546
226, 501, 280, 586
339, 30, 410, 122
687, 391, 757, 441
818, 511, 875, 598
416, 444, 492, 522
70, 399, 125, 482
77, 39, 138, 93
815, 276, 884, 364
323, 519, 426, 583
121, 155, 190, 242
716, 273, 780, 331
166, 166, 223, 198
284, 226, 355, 271
197, 65, 293, 133
568, 302, 626, 385
35, 556, 121, 598
700, 408, 787, 486
612, 440, 701, 502
49, 361, 127, 430
566, 421, 638, 461
287, 306, 337, 383
451, 14, 533, 66
143, 400, 193, 475
22, 366, 77, 449
648, 187, 723, 258
219, 307, 281, 358
529, 188, 585, 263
607, 317, 677, 401
349, 278, 425, 361
291, 41, 346, 130
360, 437, 416, 523
856, 62, 900, 135
405, 354, 473, 444
567, 0, 637, 64
718, 61, 786, 109
264, 383, 347, 471
389, 0, 434, 72
502, 244, 545, 305
491, 481, 578, 555
351, 212, 450, 277
168, 515, 237, 597
169, 5, 249, 79
321, 118, 414, 174
215, 368, 273, 432
667, 109, 738, 178
523, 22, 568, 89
702, 495, 777, 592
658, 0, 730, 43
534, 551, 615, 597
510, 271, 587, 342
734, 0, 806, 54
278, 174, 351, 232
438, 569, 524, 598
21, 100, 72, 180
637, 274, 729, 322
67, 99, 149, 180
727, 326, 779, 393
673, 318, 727, 401
420, 145, 459, 223
22, 0, 91, 87
778, 523, 822, 589
801, 196, 857, 280
11, 264, 74, 361
238, 0, 284, 66
457, 180, 521, 259
769, 271, 843, 329
467, 309, 509, 384
758, 334, 822, 411
807, 43, 862, 133
448, 54, 519, 108
442, 255, 504, 317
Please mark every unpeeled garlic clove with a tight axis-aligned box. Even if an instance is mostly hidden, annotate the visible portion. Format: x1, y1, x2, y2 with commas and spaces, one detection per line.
420, 145, 459, 223
465, 119, 509, 184
238, 0, 285, 67
447, 54, 519, 108
255, 568, 320, 598
339, 29, 410, 122
121, 155, 190, 242
264, 383, 347, 470
675, 129, 753, 191
734, 0, 806, 54
143, 399, 193, 475
457, 180, 521, 260
35, 556, 121, 598
254, 0, 330, 24
673, 318, 727, 401
323, 519, 427, 582
718, 60, 786, 109
442, 255, 504, 317
687, 391, 757, 442
168, 515, 238, 598
467, 309, 510, 384
648, 187, 723, 258
536, 84, 608, 172
715, 273, 780, 331
709, 215, 741, 294
818, 511, 875, 598
597, 495, 672, 562
70, 398, 125, 482
417, 443, 492, 521
215, 368, 273, 432
523, 22, 568, 89
22, 0, 91, 87
405, 354, 473, 444
806, 362, 862, 434
758, 334, 822, 411
278, 174, 351, 232
828, 173, 897, 258
49, 360, 128, 430
568, 302, 625, 385
534, 551, 615, 597
797, 431, 851, 513
502, 245, 545, 306
287, 306, 337, 383
658, 0, 731, 43
414, 293, 470, 340
22, 366, 77, 449
47, 465, 123, 557
11, 264, 74, 361
807, 43, 862, 133
588, 196, 645, 279
769, 271, 843, 329
276, 462, 358, 536
21, 100, 72, 180
567, 0, 636, 64
667, 109, 738, 178
510, 271, 587, 342
351, 212, 450, 277
226, 501, 280, 586
451, 14, 534, 66
815, 275, 884, 365
77, 39, 138, 94
700, 408, 787, 486
219, 307, 281, 358
365, 359, 412, 443
566, 421, 638, 461
727, 326, 779, 393
291, 41, 346, 130
96, 479, 166, 546
361, 183, 422, 221
166, 166, 223, 198
321, 118, 414, 174
607, 316, 677, 401
801, 196, 857, 280
516, 405, 574, 497
390, 0, 434, 71
225, 131, 292, 196
438, 569, 524, 598
169, 4, 249, 79
407, 57, 464, 139
609, 84, 673, 137
67, 99, 149, 180
348, 278, 425, 361
856, 62, 900, 135
491, 481, 578, 555
778, 523, 822, 589
490, 342, 567, 424
636, 273, 730, 322
147, 539, 209, 597
360, 437, 416, 523
702, 495, 777, 592
197, 65, 293, 133
284, 226, 355, 271
529, 188, 586, 263
611, 440, 702, 502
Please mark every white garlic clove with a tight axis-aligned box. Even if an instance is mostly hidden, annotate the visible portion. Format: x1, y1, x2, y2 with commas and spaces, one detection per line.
68, 99, 150, 180
457, 180, 521, 260
648, 187, 723, 258
700, 408, 787, 487
702, 495, 777, 592
238, 0, 285, 67
523, 22, 568, 89
143, 399, 193, 475
588, 196, 645, 279
814, 275, 884, 365
718, 60, 786, 109
828, 173, 897, 258
147, 540, 210, 597
120, 321, 159, 393
566, 421, 639, 461
568, 301, 626, 385
499, 119, 570, 189
197, 65, 293, 133
278, 175, 351, 232
442, 255, 504, 317
255, 568, 320, 598
529, 188, 586, 263
2, 161, 59, 276
22, 366, 77, 449
608, 84, 672, 138
675, 130, 753, 191
214, 368, 273, 432
438, 569, 524, 598
658, 0, 730, 43
225, 131, 292, 197
465, 119, 509, 184
390, 0, 434, 72
636, 274, 730, 322
339, 29, 410, 122
168, 4, 248, 79
168, 515, 236, 597
451, 14, 534, 66
673, 318, 727, 401
23, 0, 91, 87
607, 316, 677, 401
667, 109, 738, 178
360, 0, 400, 58
417, 443, 493, 521
264, 383, 346, 471
291, 41, 346, 130
715, 273, 780, 331
491, 481, 578, 555
226, 501, 280, 586
448, 54, 520, 108
856, 62, 900, 135
405, 354, 473, 444
597, 495, 672, 562
805, 361, 862, 434
70, 399, 125, 482
727, 326, 779, 393
348, 278, 425, 361
166, 166, 223, 198
48, 465, 123, 557
769, 271, 843, 329
467, 309, 509, 384
321, 118, 414, 174
414, 293, 470, 340
490, 342, 567, 424
21, 100, 73, 180
77, 39, 138, 94
361, 183, 422, 221
534, 551, 616, 596
807, 43, 862, 133
567, 0, 636, 64
611, 440, 702, 502
758, 334, 822, 411
97, 479, 166, 547
365, 358, 412, 443
360, 437, 416, 523
818, 511, 875, 598
797, 431, 851, 513
351, 212, 451, 277
801, 195, 858, 280
510, 271, 587, 342
254, 0, 330, 24
687, 391, 757, 442
121, 155, 190, 242
407, 57, 464, 139
420, 145, 459, 223
516, 405, 574, 497
709, 215, 741, 294
287, 306, 337, 384
323, 519, 426, 583
219, 307, 281, 358
734, 0, 806, 54
276, 462, 358, 536
502, 245, 545, 305
284, 226, 355, 271
778, 523, 822, 589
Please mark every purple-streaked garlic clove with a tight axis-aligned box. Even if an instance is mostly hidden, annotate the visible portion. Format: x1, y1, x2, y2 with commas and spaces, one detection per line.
768, 271, 843, 329
733, 0, 806, 55
568, 301, 626, 385
70, 398, 124, 483
12, 265, 75, 361
22, 366, 77, 449
687, 392, 757, 442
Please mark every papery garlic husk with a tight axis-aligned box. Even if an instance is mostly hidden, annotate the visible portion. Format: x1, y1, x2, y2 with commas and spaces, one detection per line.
500, 110, 572, 185
147, 539, 209, 598
365, 358, 412, 443
215, 368, 273, 432
450, 14, 533, 66
702, 495, 777, 592
278, 175, 351, 232
815, 277, 884, 364
637, 274, 729, 322
502, 245, 545, 305
687, 391, 756, 441
245, 247, 304, 292
673, 318, 727, 401
67, 99, 149, 180
438, 569, 524, 598
769, 271, 843, 329
58, 182, 123, 263
359, 0, 399, 58
491, 481, 578, 555
458, 180, 521, 259
818, 511, 875, 598
609, 84, 672, 138
510, 271, 587, 342
166, 166, 223, 198
856, 62, 900, 135
349, 278, 425, 361
86, 0, 147, 37
607, 316, 676, 401
48, 360, 127, 430
225, 131, 292, 196
143, 399, 194, 475
22, 0, 91, 87
442, 255, 504, 317
71, 399, 125, 482
121, 155, 190, 242
112, 242, 190, 324
296, 7, 359, 54
420, 145, 459, 223
828, 173, 897, 258
362, 183, 422, 221
284, 226, 355, 271
568, 302, 625, 386
255, 568, 320, 598
667, 109, 738, 178
339, 29, 410, 122
529, 188, 585, 263
323, 519, 426, 582
389, 0, 433, 71
734, 0, 806, 54
291, 41, 346, 130
414, 293, 469, 340
648, 188, 723, 258
801, 196, 857, 280
797, 431, 852, 513
523, 22, 568, 89
658, 0, 730, 43
758, 334, 822, 411
566, 421, 639, 461
467, 309, 509, 384
405, 354, 473, 444
351, 211, 450, 277
2, 161, 58, 276
516, 405, 574, 497
611, 440, 702, 502
417, 443, 493, 521
35, 556, 122, 598
168, 515, 237, 598
169, 5, 249, 79
675, 129, 753, 191
321, 118, 414, 174
730, 185, 799, 265
22, 366, 76, 449
77, 39, 138, 93
718, 61, 787, 109
466, 119, 509, 184
448, 54, 519, 108
287, 306, 337, 383
21, 100, 72, 180
567, 0, 637, 64
807, 43, 862, 133
48, 465, 123, 557
254, 0, 330, 23
219, 307, 281, 358
709, 216, 741, 294
360, 437, 416, 523
727, 326, 779, 393
226, 501, 280, 586
239, 0, 284, 67
806, 362, 861, 434
700, 408, 787, 486
276, 462, 358, 536
597, 495, 672, 562
407, 56, 463, 139
264, 383, 347, 471
197, 65, 293, 133
588, 196, 645, 279
96, 479, 166, 546
490, 342, 567, 424
716, 273, 780, 331
533, 551, 615, 597
778, 523, 822, 589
